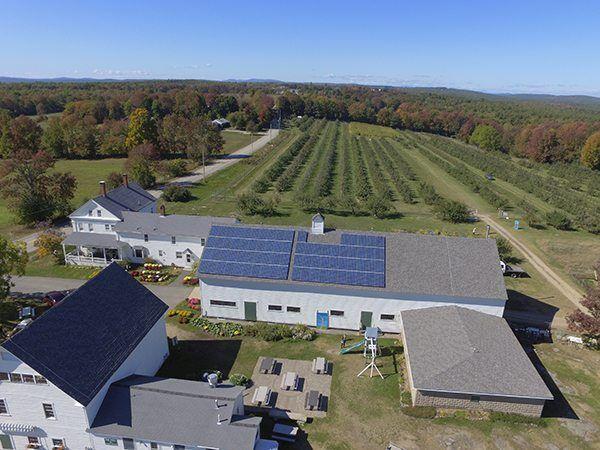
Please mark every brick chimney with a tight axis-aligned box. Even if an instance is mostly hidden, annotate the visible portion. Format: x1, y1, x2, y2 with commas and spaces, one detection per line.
159, 204, 166, 216
99, 181, 107, 196
122, 173, 129, 187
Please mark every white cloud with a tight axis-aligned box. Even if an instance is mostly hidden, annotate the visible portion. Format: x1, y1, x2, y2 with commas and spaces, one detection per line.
91, 68, 151, 77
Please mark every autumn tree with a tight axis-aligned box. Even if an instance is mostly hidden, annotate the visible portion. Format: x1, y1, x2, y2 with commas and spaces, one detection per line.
581, 131, 600, 170
34, 230, 65, 264
0, 237, 28, 300
469, 124, 503, 152
0, 150, 77, 224
125, 107, 157, 149
0, 115, 42, 157
566, 284, 600, 348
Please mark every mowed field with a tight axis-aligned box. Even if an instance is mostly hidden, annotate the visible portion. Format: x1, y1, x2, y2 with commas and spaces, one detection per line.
221, 129, 263, 154
164, 119, 600, 327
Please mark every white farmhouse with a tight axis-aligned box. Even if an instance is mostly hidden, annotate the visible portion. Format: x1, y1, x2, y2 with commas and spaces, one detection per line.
0, 264, 262, 450
63, 177, 237, 268
197, 220, 507, 333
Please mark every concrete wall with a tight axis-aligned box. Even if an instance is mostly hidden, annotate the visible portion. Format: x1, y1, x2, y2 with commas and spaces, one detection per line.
119, 231, 205, 269
200, 278, 506, 333
0, 319, 169, 450
413, 390, 546, 417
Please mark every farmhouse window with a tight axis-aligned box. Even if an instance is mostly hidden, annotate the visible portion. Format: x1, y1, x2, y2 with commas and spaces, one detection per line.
268, 305, 283, 312
135, 249, 144, 258
0, 372, 8, 381
27, 437, 39, 445
173, 445, 185, 450
123, 438, 135, 450
105, 224, 110, 231
77, 223, 84, 231
88, 209, 93, 216
96, 210, 102, 217
22, 374, 35, 383
176, 252, 182, 258
9, 373, 22, 383
287, 306, 301, 313
144, 234, 148, 242
52, 438, 65, 448
380, 314, 395, 321
42, 402, 55, 419
88, 223, 94, 232
171, 236, 176, 244
330, 310, 344, 317
34, 375, 47, 384
0, 399, 8, 414
104, 438, 118, 446
201, 238, 206, 246
210, 300, 236, 307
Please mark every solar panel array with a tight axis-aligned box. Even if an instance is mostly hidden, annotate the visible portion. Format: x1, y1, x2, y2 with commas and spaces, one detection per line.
296, 230, 308, 242
198, 225, 294, 280
292, 233, 386, 287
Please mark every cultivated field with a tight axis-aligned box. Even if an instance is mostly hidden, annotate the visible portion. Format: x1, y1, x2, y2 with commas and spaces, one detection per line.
165, 120, 600, 327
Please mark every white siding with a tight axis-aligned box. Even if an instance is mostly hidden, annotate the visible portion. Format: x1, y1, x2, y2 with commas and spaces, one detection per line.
70, 200, 121, 235
200, 279, 506, 333
119, 232, 205, 268
0, 318, 169, 449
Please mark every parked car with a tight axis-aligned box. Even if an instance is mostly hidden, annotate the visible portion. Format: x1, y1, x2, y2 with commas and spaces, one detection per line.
500, 261, 527, 278
43, 290, 72, 306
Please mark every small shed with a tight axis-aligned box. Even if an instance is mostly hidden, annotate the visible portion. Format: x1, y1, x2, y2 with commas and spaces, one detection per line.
212, 118, 231, 129
311, 213, 324, 235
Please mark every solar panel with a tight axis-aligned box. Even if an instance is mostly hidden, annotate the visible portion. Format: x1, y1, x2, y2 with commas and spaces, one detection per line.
198, 225, 295, 280
294, 254, 385, 273
296, 230, 308, 242
291, 267, 385, 287
341, 233, 386, 248
295, 242, 385, 260
210, 225, 294, 241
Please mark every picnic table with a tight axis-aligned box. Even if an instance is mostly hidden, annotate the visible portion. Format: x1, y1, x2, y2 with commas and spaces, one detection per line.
305, 390, 320, 410
281, 371, 298, 391
312, 357, 327, 374
259, 357, 275, 374
252, 386, 271, 406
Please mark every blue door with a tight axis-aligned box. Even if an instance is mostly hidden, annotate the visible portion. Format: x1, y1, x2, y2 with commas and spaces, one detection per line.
316, 311, 329, 329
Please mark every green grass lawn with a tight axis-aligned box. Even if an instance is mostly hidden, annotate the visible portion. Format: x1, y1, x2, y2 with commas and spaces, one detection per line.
349, 121, 400, 138
23, 254, 99, 279
221, 130, 262, 154
163, 316, 600, 449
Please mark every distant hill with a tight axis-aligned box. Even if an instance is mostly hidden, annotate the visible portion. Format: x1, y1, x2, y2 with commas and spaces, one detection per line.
0, 76, 123, 83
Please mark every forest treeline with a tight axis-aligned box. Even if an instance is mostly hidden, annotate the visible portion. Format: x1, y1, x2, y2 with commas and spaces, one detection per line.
1, 80, 600, 169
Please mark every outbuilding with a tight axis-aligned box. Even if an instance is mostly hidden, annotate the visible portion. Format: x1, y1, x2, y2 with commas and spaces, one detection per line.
400, 305, 553, 417
197, 220, 507, 332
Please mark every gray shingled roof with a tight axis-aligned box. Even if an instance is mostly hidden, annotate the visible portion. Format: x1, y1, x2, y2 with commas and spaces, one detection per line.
62, 232, 131, 248
93, 182, 156, 219
2, 264, 168, 406
200, 226, 507, 301
90, 375, 260, 450
115, 212, 237, 237
401, 306, 553, 400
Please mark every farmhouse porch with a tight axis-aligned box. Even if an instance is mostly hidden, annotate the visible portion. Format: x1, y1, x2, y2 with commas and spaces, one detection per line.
62, 232, 131, 267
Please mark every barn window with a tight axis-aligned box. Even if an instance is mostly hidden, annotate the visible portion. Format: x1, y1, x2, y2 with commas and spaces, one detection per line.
0, 399, 8, 414
34, 375, 47, 384
380, 314, 395, 321
42, 402, 55, 419
176, 252, 183, 259
210, 300, 236, 308
287, 306, 301, 313
0, 372, 8, 381
268, 305, 282, 312
330, 310, 344, 317
22, 374, 35, 383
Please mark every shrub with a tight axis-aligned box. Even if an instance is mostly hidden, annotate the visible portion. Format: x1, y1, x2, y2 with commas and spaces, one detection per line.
190, 317, 243, 337
34, 230, 65, 264
401, 406, 436, 419
164, 159, 188, 178
489, 412, 548, 427
244, 322, 293, 341
163, 185, 192, 202
545, 210, 572, 230
434, 200, 471, 223
229, 373, 250, 387
418, 182, 441, 205
494, 237, 513, 261
290, 324, 317, 341
400, 391, 413, 405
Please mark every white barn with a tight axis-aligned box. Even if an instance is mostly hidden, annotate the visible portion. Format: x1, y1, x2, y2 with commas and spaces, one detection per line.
198, 222, 507, 333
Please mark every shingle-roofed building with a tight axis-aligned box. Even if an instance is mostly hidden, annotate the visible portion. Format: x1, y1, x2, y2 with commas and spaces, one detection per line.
90, 375, 260, 450
401, 306, 553, 416
198, 221, 508, 332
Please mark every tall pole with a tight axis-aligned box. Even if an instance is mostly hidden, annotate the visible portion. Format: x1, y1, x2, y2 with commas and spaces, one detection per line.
202, 146, 206, 180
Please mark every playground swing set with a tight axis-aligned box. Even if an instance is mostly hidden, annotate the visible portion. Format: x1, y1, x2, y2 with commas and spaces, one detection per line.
340, 327, 384, 379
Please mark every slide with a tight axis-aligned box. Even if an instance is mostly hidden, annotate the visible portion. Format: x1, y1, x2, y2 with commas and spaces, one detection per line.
340, 339, 365, 354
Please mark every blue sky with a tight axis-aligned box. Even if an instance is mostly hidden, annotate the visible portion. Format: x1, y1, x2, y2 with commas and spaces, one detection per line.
1, 0, 599, 95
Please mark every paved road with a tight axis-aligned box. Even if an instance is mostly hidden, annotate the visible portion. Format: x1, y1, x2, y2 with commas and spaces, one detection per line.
10, 276, 194, 308
148, 128, 280, 197
479, 213, 583, 309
